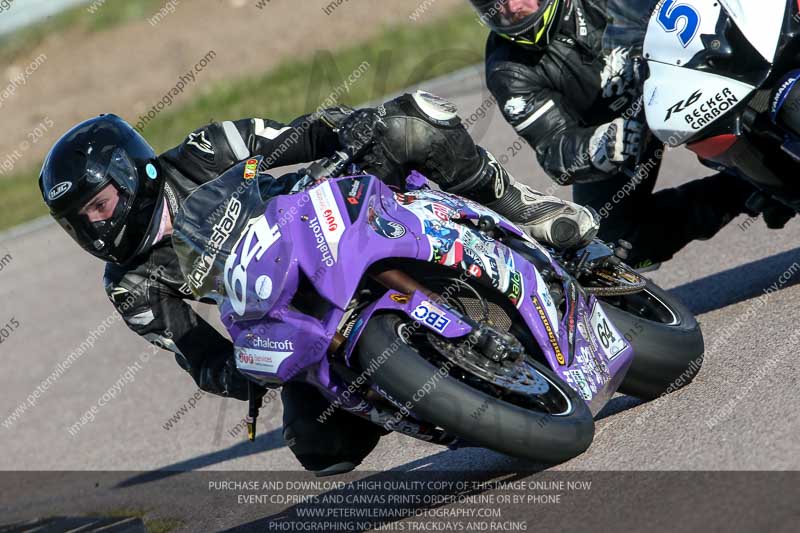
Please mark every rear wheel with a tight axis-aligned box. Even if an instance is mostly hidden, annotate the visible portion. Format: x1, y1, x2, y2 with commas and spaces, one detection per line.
600, 279, 704, 400
357, 314, 594, 464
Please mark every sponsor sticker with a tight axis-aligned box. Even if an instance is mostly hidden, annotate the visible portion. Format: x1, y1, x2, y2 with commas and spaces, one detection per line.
566, 280, 579, 363
532, 298, 565, 366
590, 302, 626, 360
308, 216, 335, 268
462, 246, 486, 278
255, 275, 273, 300
235, 346, 293, 374
250, 337, 294, 350
394, 192, 416, 206
411, 301, 452, 333
771, 76, 799, 119
428, 202, 452, 222
424, 219, 460, 257
664, 89, 702, 121
337, 178, 368, 222
368, 207, 407, 239
507, 271, 523, 307
578, 319, 596, 352
347, 181, 364, 205
534, 269, 558, 334
577, 344, 610, 385
436, 241, 464, 267
309, 182, 346, 261
243, 158, 259, 180
568, 369, 593, 401
190, 196, 241, 289
467, 264, 483, 278
684, 88, 740, 130
390, 293, 410, 304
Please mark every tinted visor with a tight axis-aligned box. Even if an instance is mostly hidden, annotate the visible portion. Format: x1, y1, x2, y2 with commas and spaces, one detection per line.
87, 147, 140, 196
57, 149, 150, 262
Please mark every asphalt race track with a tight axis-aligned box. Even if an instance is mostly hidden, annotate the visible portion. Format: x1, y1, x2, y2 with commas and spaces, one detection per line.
1, 67, 799, 531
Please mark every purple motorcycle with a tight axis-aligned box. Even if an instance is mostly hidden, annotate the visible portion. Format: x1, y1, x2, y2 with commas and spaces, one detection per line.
173, 152, 703, 467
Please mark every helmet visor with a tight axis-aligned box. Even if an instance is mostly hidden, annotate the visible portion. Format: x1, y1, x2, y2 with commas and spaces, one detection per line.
472, 0, 546, 34
57, 149, 149, 262
85, 146, 140, 197
471, 0, 560, 45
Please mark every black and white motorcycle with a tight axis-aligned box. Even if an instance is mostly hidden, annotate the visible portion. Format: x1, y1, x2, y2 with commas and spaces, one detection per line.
620, 0, 800, 213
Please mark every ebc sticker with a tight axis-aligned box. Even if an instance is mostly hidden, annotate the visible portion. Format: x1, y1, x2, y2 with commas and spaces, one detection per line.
412, 301, 452, 333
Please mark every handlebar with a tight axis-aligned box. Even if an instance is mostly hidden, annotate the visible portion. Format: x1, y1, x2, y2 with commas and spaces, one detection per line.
300, 150, 354, 182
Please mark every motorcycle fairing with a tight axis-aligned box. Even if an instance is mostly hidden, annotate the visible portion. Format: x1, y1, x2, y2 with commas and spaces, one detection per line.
644, 0, 724, 67
359, 185, 632, 413
644, 63, 757, 145
641, 0, 788, 144
220, 174, 632, 414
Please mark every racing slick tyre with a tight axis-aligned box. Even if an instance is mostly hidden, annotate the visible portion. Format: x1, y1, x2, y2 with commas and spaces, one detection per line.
357, 314, 595, 464
600, 279, 704, 400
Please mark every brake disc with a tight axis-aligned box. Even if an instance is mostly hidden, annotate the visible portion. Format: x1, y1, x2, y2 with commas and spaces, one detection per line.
427, 332, 550, 397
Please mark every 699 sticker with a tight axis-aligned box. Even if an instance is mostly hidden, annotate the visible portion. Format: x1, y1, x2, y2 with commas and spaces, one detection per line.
589, 302, 626, 360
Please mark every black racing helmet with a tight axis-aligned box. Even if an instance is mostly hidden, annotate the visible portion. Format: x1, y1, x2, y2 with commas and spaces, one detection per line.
469, 0, 564, 48
39, 114, 164, 264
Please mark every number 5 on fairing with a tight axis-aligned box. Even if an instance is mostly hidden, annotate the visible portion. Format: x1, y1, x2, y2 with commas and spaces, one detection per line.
657, 0, 701, 48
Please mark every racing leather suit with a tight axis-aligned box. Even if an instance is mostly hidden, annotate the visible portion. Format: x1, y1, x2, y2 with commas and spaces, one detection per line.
485, 0, 757, 266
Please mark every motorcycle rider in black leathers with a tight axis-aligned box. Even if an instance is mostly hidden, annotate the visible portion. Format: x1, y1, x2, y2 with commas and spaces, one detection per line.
468, 0, 785, 268
39, 91, 599, 475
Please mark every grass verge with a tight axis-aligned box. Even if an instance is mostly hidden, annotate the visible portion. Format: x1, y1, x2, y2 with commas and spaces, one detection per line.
1, 6, 487, 231
0, 0, 166, 66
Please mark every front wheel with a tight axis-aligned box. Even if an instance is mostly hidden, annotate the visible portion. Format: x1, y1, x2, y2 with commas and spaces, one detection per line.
600, 279, 704, 400
357, 314, 594, 464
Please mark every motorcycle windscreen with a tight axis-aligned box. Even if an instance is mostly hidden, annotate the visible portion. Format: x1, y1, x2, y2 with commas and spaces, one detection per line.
719, 0, 786, 62
172, 158, 269, 304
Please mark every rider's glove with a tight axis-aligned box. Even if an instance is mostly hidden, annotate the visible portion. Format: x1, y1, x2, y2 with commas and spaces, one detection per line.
336, 109, 386, 158
589, 118, 643, 173
600, 46, 636, 98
